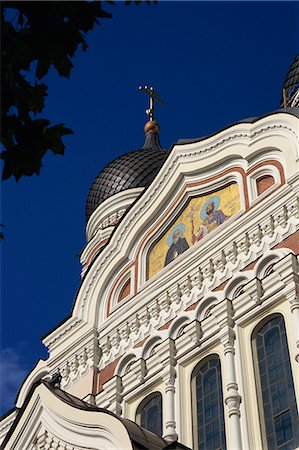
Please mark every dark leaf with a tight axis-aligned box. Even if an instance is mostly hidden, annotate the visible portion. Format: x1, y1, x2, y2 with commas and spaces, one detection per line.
45, 124, 74, 155
28, 83, 48, 113
2, 160, 13, 180
52, 54, 73, 79
36, 56, 51, 80
1, 118, 72, 180
1, 0, 115, 180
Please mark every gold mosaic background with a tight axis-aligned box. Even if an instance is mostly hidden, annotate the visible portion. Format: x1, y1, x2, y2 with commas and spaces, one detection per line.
147, 183, 241, 279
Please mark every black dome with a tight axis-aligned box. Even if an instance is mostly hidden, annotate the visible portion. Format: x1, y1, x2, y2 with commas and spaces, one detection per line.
281, 54, 299, 105
86, 146, 168, 221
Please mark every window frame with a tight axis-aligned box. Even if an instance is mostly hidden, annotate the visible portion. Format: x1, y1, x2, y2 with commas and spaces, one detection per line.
191, 354, 227, 450
135, 391, 163, 437
251, 314, 299, 450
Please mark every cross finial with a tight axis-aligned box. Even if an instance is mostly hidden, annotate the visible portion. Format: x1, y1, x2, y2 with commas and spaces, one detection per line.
138, 86, 164, 121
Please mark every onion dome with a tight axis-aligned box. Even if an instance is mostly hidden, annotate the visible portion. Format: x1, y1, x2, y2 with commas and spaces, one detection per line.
281, 54, 299, 107
86, 120, 168, 221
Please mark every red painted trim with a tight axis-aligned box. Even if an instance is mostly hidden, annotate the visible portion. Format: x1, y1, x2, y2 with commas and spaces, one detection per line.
83, 238, 110, 269
106, 263, 134, 317
247, 160, 285, 210
247, 159, 285, 182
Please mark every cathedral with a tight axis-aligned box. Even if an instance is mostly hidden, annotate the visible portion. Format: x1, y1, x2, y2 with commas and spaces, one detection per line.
1, 56, 299, 450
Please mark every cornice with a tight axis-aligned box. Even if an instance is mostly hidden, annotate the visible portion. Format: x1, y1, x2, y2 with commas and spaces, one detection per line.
173, 113, 298, 156
42, 316, 83, 352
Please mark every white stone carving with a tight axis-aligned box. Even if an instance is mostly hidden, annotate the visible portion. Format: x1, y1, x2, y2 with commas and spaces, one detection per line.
96, 191, 298, 366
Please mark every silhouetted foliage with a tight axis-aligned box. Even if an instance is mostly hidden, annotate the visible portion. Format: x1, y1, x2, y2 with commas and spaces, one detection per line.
1, 1, 115, 181
1, 1, 156, 182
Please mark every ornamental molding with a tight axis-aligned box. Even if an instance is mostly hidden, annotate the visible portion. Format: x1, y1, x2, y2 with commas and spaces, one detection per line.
43, 195, 299, 396
80, 227, 112, 276
95, 252, 298, 407
44, 185, 299, 365
43, 317, 82, 350
59, 346, 96, 389
45, 328, 99, 390
75, 115, 298, 321
173, 115, 298, 164
16, 359, 50, 409
43, 113, 298, 354
96, 193, 298, 365
97, 250, 297, 374
82, 188, 144, 275
31, 430, 87, 450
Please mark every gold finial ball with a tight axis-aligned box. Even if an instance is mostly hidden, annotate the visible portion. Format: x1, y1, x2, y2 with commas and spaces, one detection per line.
144, 120, 160, 134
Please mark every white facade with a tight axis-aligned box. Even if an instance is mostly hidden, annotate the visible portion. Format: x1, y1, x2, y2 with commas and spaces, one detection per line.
1, 109, 299, 450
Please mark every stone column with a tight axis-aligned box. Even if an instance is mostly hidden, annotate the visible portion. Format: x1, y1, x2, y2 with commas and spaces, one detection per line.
287, 290, 299, 363
221, 329, 242, 450
212, 300, 242, 450
157, 338, 178, 442
162, 366, 178, 442
278, 254, 299, 363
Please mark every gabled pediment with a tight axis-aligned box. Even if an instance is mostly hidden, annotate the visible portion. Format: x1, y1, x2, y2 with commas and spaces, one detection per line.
2, 381, 167, 450
74, 111, 297, 316
42, 110, 299, 376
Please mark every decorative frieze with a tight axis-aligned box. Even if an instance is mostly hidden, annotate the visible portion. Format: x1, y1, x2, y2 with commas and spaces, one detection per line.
97, 190, 298, 368
43, 184, 299, 394
47, 251, 298, 395
59, 345, 97, 389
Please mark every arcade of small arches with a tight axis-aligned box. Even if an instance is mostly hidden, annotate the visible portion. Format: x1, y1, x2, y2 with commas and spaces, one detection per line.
120, 313, 299, 450
91, 248, 299, 449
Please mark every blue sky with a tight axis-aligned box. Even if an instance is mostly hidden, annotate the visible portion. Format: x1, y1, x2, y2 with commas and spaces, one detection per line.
1, 1, 298, 415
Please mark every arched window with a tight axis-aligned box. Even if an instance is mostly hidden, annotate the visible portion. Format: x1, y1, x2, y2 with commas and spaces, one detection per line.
136, 392, 162, 436
253, 315, 299, 449
192, 356, 227, 450
256, 174, 275, 196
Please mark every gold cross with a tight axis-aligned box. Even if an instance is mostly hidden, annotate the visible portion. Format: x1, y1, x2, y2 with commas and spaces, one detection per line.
138, 86, 164, 121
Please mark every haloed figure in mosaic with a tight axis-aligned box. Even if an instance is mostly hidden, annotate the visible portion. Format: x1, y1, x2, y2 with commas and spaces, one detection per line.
205, 200, 227, 229
164, 224, 189, 266
201, 196, 228, 234
191, 196, 228, 243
